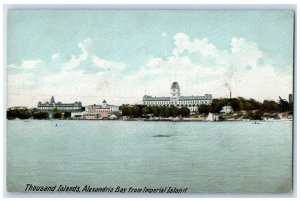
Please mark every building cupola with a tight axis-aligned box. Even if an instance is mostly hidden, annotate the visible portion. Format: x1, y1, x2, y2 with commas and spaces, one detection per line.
170, 82, 180, 98
50, 96, 55, 104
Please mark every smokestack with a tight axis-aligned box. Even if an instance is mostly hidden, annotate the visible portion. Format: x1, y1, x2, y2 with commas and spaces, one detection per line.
230, 91, 232, 99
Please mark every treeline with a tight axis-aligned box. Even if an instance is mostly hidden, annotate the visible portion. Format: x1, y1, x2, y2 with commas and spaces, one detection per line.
7, 108, 72, 120
198, 97, 292, 115
119, 104, 191, 118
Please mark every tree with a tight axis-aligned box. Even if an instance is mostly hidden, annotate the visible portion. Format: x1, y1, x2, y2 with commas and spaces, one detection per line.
63, 112, 71, 118
7, 108, 32, 119
53, 111, 62, 119
179, 107, 190, 117
33, 111, 49, 119
245, 110, 263, 120
121, 106, 133, 117
142, 105, 150, 115
262, 100, 278, 112
132, 105, 142, 118
150, 106, 160, 117
160, 106, 170, 117
278, 96, 289, 112
229, 98, 241, 111
169, 105, 179, 117
210, 99, 224, 113
198, 104, 210, 115
7, 109, 18, 119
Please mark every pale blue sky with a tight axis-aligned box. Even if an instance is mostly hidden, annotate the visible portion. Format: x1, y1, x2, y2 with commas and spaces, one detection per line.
7, 10, 294, 107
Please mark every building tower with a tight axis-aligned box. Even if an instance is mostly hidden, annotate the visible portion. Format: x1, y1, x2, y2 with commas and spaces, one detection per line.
170, 82, 180, 103
102, 99, 107, 108
289, 93, 293, 104
50, 96, 55, 104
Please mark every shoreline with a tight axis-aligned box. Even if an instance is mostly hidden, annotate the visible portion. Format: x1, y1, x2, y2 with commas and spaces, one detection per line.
9, 118, 293, 122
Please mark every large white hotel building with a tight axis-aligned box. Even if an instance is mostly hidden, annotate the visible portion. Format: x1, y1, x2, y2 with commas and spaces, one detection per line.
142, 82, 213, 112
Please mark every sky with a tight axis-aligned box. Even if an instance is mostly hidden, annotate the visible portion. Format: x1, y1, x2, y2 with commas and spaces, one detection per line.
7, 10, 294, 107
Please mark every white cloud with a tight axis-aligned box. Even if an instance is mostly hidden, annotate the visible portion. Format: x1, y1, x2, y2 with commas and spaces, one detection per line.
233, 65, 292, 100
129, 33, 292, 101
61, 37, 125, 72
7, 34, 293, 108
61, 37, 92, 70
78, 37, 92, 60
62, 54, 83, 70
51, 53, 60, 62
229, 37, 263, 70
172, 33, 218, 58
20, 59, 42, 70
92, 56, 125, 70
8, 64, 18, 69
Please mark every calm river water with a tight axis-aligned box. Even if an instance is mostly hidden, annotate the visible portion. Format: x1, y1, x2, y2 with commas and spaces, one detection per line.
7, 120, 292, 194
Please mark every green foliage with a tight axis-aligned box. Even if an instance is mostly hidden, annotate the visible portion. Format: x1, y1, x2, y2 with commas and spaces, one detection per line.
244, 110, 264, 120
121, 105, 190, 118
121, 105, 132, 117
63, 112, 71, 118
7, 108, 32, 120
238, 97, 262, 111
53, 111, 63, 119
198, 104, 210, 115
210, 99, 226, 113
178, 107, 190, 117
169, 105, 179, 117
32, 111, 49, 119
262, 100, 278, 112
228, 98, 241, 111
278, 97, 289, 112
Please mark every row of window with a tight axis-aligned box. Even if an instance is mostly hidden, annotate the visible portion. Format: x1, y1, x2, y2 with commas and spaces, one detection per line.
88, 110, 109, 113
143, 104, 208, 107
144, 100, 210, 105
38, 106, 81, 109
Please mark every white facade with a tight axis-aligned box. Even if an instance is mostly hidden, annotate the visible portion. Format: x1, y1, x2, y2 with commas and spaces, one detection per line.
83, 106, 111, 119
220, 106, 233, 114
37, 96, 82, 111
143, 82, 212, 112
71, 111, 85, 118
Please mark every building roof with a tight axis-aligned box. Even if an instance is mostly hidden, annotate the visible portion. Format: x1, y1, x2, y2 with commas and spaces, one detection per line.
179, 95, 212, 101
143, 95, 171, 101
171, 82, 180, 90
88, 104, 118, 109
220, 106, 233, 113
38, 103, 82, 107
143, 94, 213, 101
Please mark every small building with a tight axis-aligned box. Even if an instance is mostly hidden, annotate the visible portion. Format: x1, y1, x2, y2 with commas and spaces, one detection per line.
220, 106, 233, 115
71, 111, 85, 118
108, 114, 118, 120
206, 113, 219, 121
81, 100, 119, 120
102, 100, 119, 112
83, 106, 111, 119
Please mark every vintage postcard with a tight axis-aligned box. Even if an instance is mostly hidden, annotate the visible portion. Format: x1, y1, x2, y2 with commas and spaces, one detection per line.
6, 9, 294, 194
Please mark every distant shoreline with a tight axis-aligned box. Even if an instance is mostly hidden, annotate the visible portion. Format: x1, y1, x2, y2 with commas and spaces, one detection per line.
8, 118, 293, 122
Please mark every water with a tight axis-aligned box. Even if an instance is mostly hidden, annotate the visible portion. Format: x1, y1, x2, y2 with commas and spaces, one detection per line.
6, 120, 292, 193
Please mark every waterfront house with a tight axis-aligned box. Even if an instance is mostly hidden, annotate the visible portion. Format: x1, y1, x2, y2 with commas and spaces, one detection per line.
220, 106, 233, 115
